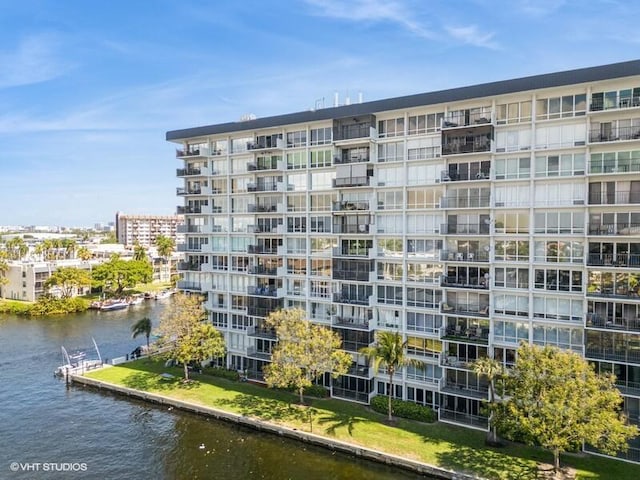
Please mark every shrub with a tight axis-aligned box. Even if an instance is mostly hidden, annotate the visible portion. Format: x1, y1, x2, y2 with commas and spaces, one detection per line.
303, 384, 329, 398
28, 296, 89, 316
370, 395, 436, 423
203, 367, 240, 381
0, 300, 33, 315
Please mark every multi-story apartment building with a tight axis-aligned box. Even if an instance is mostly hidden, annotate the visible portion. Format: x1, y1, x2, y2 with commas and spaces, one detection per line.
167, 60, 640, 462
115, 212, 184, 248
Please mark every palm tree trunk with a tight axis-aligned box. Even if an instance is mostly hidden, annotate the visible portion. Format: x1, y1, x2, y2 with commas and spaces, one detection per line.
183, 362, 189, 381
387, 371, 394, 421
554, 448, 560, 472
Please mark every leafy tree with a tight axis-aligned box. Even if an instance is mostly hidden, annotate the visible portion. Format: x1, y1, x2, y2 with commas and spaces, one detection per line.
131, 317, 152, 351
91, 254, 152, 295
100, 231, 118, 244
360, 331, 423, 421
155, 234, 175, 259
497, 343, 638, 472
62, 238, 76, 259
44, 267, 92, 298
472, 356, 505, 446
264, 309, 352, 404
156, 292, 225, 380
133, 243, 147, 261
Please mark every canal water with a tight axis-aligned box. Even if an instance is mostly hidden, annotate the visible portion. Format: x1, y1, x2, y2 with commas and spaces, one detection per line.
0, 301, 430, 479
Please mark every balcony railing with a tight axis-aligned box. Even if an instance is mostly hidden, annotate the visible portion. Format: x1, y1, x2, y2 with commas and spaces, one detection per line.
440, 250, 489, 262
248, 204, 279, 213
589, 126, 640, 143
442, 142, 491, 156
443, 326, 490, 343
332, 293, 371, 306
440, 170, 491, 182
248, 265, 278, 276
247, 245, 278, 255
334, 155, 370, 164
246, 325, 277, 339
345, 364, 371, 377
332, 176, 371, 188
333, 224, 370, 234
332, 270, 372, 282
176, 167, 202, 177
586, 315, 640, 333
585, 347, 640, 365
440, 223, 490, 235
441, 303, 489, 317
439, 409, 489, 429
587, 253, 640, 267
443, 109, 492, 128
176, 148, 204, 157
177, 281, 201, 291
332, 316, 371, 330
588, 223, 640, 235
247, 286, 279, 297
588, 191, 640, 205
331, 387, 370, 404
247, 182, 278, 192
177, 225, 203, 233
332, 247, 371, 257
441, 277, 489, 289
246, 347, 272, 361
332, 200, 369, 211
176, 205, 202, 214
177, 262, 201, 271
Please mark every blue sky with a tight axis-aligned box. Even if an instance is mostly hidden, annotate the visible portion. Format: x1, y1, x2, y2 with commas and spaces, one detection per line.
1, 0, 639, 226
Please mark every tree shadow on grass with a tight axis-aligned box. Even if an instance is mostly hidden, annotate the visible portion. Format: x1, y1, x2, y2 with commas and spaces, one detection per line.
121, 371, 200, 392
215, 394, 309, 424
436, 443, 540, 480
317, 411, 365, 437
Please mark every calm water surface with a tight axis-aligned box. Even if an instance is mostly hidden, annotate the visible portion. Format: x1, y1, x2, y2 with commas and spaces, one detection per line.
0, 301, 430, 479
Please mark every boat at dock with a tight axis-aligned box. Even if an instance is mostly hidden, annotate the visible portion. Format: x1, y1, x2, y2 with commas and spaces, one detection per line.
154, 289, 175, 300
54, 338, 103, 377
100, 299, 129, 311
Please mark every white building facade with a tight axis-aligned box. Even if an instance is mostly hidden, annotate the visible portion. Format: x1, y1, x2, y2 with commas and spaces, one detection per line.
168, 60, 640, 462
115, 213, 184, 248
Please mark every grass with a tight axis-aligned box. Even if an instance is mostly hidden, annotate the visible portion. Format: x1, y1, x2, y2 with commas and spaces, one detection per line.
80, 282, 173, 301
86, 360, 640, 480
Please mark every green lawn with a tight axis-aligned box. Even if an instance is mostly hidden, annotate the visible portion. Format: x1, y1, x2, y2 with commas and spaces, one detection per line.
86, 360, 640, 480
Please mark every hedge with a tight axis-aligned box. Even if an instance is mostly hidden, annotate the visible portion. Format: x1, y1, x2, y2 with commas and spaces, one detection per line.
370, 395, 436, 423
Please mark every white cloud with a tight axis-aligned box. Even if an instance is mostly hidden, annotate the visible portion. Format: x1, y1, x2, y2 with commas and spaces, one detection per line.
445, 25, 499, 50
0, 34, 70, 88
514, 0, 566, 16
304, 0, 435, 39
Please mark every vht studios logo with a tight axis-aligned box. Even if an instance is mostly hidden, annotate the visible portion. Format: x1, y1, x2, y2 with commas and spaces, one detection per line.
9, 462, 88, 472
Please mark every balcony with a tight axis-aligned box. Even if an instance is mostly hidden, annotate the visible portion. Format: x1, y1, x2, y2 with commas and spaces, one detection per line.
332, 176, 371, 188
247, 159, 281, 171
177, 186, 202, 196
248, 203, 279, 213
442, 141, 491, 155
332, 316, 371, 330
441, 302, 489, 317
247, 182, 278, 193
176, 167, 202, 177
248, 265, 278, 276
440, 170, 491, 183
440, 223, 490, 235
177, 261, 201, 272
247, 245, 279, 255
587, 253, 640, 267
332, 200, 370, 212
176, 147, 206, 157
586, 314, 640, 333
177, 281, 202, 291
439, 409, 489, 429
590, 95, 640, 112
588, 191, 640, 205
177, 224, 204, 234
442, 108, 492, 128
440, 195, 491, 209
441, 276, 489, 290
588, 223, 640, 235
585, 347, 640, 365
332, 292, 371, 306
247, 286, 279, 297
246, 346, 273, 362
331, 387, 371, 404
589, 126, 640, 143
443, 325, 490, 344
440, 250, 489, 262
332, 247, 371, 257
333, 224, 370, 234
247, 325, 277, 340
176, 205, 202, 214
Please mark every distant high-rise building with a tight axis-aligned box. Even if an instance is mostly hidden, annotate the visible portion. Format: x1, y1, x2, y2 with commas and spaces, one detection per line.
168, 60, 640, 463
115, 212, 184, 247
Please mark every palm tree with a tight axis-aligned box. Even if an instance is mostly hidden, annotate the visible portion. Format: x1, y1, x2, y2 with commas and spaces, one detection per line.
131, 317, 152, 352
133, 243, 147, 261
77, 246, 92, 261
360, 331, 423, 421
472, 356, 504, 446
155, 234, 175, 260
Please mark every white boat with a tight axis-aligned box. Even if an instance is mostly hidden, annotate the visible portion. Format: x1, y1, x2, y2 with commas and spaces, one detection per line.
100, 299, 129, 311
128, 295, 144, 306
155, 289, 175, 300
54, 339, 103, 377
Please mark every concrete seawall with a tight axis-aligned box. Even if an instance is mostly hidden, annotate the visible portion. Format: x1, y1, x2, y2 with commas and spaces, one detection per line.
71, 374, 482, 480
